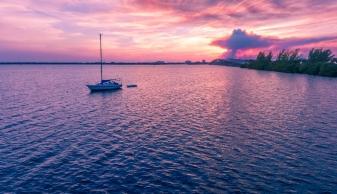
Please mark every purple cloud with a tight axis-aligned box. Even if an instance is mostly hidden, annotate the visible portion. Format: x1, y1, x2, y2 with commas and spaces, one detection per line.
211, 29, 337, 58
277, 36, 337, 48
211, 29, 274, 58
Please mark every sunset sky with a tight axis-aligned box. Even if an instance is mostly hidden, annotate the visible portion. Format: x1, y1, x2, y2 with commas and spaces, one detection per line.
0, 0, 336, 62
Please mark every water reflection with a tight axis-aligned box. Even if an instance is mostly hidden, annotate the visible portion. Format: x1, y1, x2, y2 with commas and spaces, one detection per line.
88, 89, 123, 96
0, 65, 336, 193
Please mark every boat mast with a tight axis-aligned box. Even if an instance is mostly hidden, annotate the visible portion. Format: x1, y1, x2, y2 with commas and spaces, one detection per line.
100, 33, 103, 82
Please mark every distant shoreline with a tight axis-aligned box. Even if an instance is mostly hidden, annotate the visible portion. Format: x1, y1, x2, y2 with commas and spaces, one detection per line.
0, 62, 209, 65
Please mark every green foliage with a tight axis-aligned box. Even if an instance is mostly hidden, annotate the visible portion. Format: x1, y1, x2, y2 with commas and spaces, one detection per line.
241, 48, 337, 77
273, 49, 301, 73
319, 63, 337, 76
308, 48, 334, 63
246, 51, 273, 70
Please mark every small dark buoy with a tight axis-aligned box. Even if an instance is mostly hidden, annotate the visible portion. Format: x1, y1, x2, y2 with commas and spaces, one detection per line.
127, 84, 137, 88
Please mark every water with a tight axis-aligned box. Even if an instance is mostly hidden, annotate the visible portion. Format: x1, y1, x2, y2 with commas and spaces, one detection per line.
0, 65, 337, 193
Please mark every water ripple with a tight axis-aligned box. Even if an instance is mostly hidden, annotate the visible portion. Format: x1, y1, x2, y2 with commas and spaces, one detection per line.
0, 65, 337, 193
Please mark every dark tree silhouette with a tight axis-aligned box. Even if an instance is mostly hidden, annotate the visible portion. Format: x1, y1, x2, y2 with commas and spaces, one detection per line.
242, 48, 337, 77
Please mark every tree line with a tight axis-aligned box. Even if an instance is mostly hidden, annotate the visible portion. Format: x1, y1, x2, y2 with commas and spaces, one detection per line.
241, 48, 337, 77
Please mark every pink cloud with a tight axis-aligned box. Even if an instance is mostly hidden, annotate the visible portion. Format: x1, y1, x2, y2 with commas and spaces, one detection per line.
0, 0, 336, 61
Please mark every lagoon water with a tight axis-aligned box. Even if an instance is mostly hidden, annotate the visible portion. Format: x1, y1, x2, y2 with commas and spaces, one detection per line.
0, 65, 337, 193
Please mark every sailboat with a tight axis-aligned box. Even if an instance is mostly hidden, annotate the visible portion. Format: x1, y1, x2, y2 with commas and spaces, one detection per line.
87, 33, 122, 92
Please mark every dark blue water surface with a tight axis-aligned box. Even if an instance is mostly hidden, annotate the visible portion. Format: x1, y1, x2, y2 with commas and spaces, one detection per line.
0, 65, 337, 193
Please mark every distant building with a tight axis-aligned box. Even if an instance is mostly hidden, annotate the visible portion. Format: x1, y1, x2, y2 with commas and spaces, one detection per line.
154, 61, 165, 64
185, 60, 192, 64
